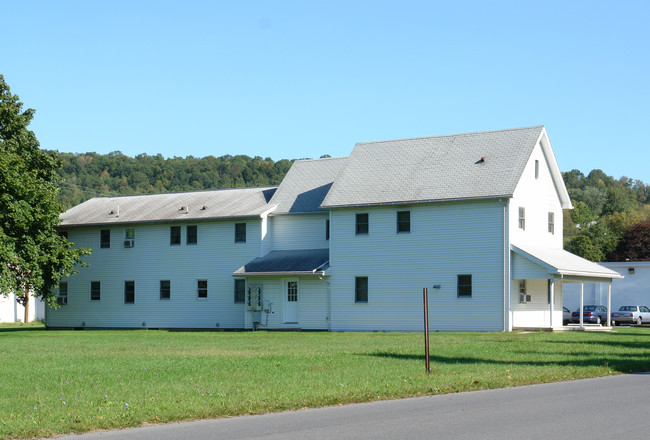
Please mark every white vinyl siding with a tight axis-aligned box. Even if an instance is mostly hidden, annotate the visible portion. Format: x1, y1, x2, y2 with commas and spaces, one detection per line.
511, 279, 563, 327
510, 143, 563, 248
329, 200, 507, 332
269, 214, 330, 251
48, 219, 263, 329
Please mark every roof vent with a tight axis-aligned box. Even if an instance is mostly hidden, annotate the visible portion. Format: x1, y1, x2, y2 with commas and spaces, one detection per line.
475, 157, 486, 164
201, 205, 208, 210
180, 206, 189, 214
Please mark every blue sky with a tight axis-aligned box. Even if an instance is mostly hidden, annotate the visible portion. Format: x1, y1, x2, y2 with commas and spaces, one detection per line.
3, 1, 649, 182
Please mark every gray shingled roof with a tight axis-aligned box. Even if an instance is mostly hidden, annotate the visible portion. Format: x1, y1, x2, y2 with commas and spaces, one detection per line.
321, 126, 546, 208
233, 249, 329, 276
59, 187, 277, 227
269, 157, 347, 214
512, 244, 624, 279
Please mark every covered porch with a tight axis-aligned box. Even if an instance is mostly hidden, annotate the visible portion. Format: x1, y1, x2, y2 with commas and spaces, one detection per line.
233, 249, 330, 330
510, 244, 623, 330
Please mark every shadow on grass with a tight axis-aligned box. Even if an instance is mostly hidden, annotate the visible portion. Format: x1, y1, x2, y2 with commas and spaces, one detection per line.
0, 326, 45, 333
364, 351, 650, 373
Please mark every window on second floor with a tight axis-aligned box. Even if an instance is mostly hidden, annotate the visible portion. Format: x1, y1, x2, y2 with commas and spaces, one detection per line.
397, 211, 410, 233
235, 223, 246, 243
100, 229, 110, 248
170, 226, 181, 246
326, 219, 330, 241
124, 228, 135, 248
187, 225, 197, 245
518, 207, 525, 230
356, 213, 369, 235
535, 160, 539, 179
548, 212, 555, 234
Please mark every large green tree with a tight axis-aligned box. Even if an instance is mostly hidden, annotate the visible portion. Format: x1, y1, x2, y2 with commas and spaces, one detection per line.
0, 75, 88, 320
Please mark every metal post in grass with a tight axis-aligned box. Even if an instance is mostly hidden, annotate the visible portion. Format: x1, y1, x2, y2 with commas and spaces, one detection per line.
423, 287, 430, 373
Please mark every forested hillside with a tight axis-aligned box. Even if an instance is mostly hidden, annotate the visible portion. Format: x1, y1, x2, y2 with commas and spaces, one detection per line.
51, 151, 295, 209
50, 150, 650, 262
562, 169, 650, 262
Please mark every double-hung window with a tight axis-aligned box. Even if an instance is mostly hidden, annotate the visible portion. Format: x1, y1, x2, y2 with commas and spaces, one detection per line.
57, 282, 68, 305
170, 226, 181, 245
100, 230, 110, 248
187, 225, 197, 245
160, 280, 171, 300
548, 212, 555, 234
457, 275, 472, 298
235, 223, 246, 243
124, 228, 135, 248
124, 281, 135, 304
397, 211, 410, 233
90, 281, 101, 301
518, 207, 525, 230
356, 213, 369, 235
355, 277, 368, 303
197, 280, 208, 299
234, 279, 245, 303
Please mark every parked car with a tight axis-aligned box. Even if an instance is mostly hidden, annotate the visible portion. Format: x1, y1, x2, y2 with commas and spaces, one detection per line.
571, 305, 608, 325
563, 307, 571, 325
611, 305, 650, 326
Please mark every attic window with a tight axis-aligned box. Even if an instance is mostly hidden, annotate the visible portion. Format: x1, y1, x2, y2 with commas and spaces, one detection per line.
535, 160, 539, 179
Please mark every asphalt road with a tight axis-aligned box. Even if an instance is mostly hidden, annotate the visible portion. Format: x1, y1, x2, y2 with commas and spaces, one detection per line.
52, 373, 650, 440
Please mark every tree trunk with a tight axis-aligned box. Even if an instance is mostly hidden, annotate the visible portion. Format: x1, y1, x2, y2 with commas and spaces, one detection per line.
23, 286, 30, 324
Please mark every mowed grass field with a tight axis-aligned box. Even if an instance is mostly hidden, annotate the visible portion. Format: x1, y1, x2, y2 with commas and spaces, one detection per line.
1, 323, 650, 439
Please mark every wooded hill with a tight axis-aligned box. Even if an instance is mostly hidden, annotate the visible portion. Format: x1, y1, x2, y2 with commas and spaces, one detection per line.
50, 151, 650, 262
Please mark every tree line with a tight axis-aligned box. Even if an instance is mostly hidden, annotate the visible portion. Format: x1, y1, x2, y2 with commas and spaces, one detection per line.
51, 151, 296, 209
562, 169, 650, 262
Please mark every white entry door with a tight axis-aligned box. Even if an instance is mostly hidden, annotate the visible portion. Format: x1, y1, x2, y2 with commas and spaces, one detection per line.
284, 279, 299, 323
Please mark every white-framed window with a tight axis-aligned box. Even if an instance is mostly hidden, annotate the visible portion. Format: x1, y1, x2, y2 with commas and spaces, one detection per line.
518, 207, 525, 230
535, 160, 539, 179
187, 225, 197, 245
90, 281, 101, 301
234, 279, 245, 303
124, 228, 135, 248
197, 279, 208, 299
548, 212, 555, 234
356, 213, 369, 235
355, 277, 368, 303
57, 282, 68, 305
397, 211, 410, 233
170, 226, 181, 245
124, 281, 135, 304
100, 229, 110, 248
235, 223, 246, 243
457, 274, 472, 298
160, 280, 170, 300
519, 280, 531, 303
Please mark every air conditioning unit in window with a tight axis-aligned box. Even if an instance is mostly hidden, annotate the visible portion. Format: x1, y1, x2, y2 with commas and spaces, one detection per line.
519, 294, 532, 303
57, 296, 68, 305
124, 239, 135, 248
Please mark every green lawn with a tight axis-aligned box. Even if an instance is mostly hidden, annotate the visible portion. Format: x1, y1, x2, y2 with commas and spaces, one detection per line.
2, 323, 649, 439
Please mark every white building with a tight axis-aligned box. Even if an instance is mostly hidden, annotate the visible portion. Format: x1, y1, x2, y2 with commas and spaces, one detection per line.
48, 126, 621, 331
0, 292, 45, 323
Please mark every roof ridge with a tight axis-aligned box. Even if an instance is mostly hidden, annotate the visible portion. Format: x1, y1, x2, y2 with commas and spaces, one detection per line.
293, 156, 348, 163
355, 125, 545, 147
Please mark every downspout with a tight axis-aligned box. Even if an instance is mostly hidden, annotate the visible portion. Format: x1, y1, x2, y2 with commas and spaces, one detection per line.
328, 210, 332, 331
502, 199, 510, 332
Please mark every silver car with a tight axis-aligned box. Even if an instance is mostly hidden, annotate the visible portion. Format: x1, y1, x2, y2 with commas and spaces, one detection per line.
611, 305, 650, 326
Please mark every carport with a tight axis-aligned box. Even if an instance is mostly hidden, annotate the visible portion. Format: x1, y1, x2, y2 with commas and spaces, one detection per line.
511, 244, 624, 329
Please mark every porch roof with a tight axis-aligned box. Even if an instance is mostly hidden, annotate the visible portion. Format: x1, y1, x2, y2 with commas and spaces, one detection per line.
233, 249, 329, 277
511, 244, 624, 281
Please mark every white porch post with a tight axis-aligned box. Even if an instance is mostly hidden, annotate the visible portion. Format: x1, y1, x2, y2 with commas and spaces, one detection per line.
607, 282, 612, 327
579, 282, 584, 327
549, 279, 555, 327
